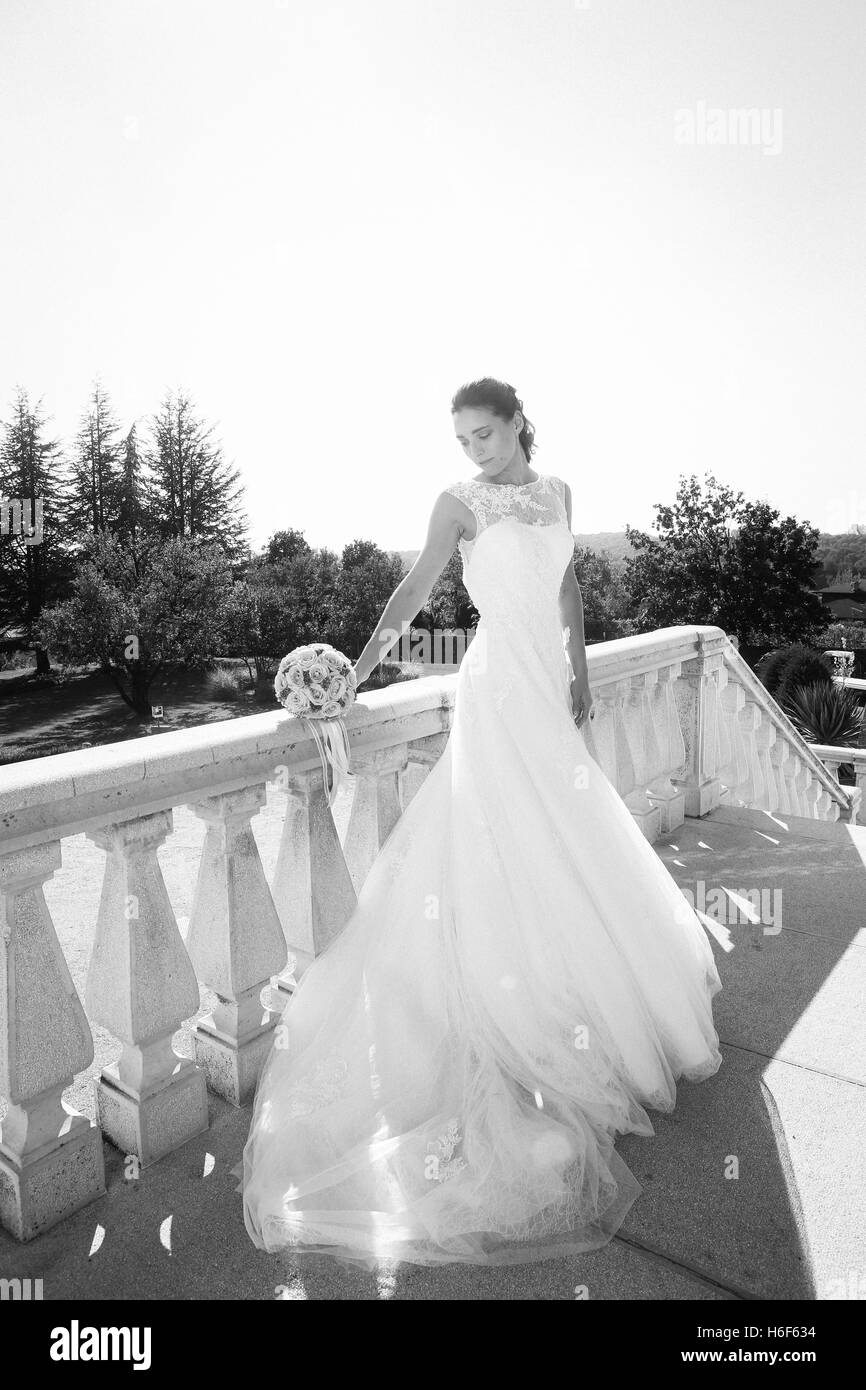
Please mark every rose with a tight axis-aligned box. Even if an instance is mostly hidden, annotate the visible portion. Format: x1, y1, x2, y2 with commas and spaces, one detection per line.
274, 667, 292, 702
274, 643, 356, 715
283, 687, 311, 715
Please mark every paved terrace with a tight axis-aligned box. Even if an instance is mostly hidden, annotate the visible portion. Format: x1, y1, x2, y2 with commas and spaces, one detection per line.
2, 791, 864, 1300
1, 626, 864, 1300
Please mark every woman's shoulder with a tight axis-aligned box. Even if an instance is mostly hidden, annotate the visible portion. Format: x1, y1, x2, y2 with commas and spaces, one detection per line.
440, 478, 478, 511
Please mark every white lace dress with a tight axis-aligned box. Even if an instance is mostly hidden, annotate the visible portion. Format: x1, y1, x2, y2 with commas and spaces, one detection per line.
237, 472, 722, 1268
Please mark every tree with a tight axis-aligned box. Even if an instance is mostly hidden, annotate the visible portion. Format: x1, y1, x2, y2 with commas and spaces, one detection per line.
420, 549, 478, 633
115, 420, 149, 542
624, 473, 826, 646
224, 546, 340, 677
826, 564, 865, 588
142, 388, 248, 561
0, 388, 76, 671
261, 528, 311, 567
571, 545, 636, 641
329, 539, 405, 658
37, 532, 235, 718
64, 379, 124, 536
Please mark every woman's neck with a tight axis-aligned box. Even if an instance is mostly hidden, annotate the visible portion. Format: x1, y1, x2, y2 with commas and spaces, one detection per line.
479, 451, 535, 486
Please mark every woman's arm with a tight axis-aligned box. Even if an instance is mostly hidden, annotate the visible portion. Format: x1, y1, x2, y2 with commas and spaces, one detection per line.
558, 481, 594, 726
352, 490, 469, 686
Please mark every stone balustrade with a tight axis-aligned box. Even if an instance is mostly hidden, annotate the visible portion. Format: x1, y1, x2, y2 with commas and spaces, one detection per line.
809, 744, 866, 811
0, 624, 859, 1242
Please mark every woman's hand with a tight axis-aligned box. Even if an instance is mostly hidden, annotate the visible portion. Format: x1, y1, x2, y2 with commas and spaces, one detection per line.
570, 674, 595, 728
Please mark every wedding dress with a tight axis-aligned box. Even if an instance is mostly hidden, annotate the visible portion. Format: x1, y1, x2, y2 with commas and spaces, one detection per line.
238, 472, 722, 1268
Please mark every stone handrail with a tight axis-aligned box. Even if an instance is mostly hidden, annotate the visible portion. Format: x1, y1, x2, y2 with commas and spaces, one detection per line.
718, 638, 861, 823
809, 743, 866, 809
0, 624, 859, 1243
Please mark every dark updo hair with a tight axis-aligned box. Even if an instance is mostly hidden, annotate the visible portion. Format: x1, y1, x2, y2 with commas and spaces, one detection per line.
450, 377, 537, 464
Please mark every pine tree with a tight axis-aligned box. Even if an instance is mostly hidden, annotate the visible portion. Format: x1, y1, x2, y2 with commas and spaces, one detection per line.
142, 388, 248, 560
0, 388, 75, 671
116, 420, 148, 542
64, 379, 124, 536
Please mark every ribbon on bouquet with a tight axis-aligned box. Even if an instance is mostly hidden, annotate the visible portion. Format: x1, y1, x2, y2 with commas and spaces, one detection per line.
302, 714, 352, 807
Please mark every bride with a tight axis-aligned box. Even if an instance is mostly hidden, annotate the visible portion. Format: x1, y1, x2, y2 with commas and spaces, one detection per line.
238, 376, 722, 1269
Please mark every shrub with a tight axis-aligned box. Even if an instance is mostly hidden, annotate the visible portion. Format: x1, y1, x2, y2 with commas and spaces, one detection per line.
814, 621, 866, 652
778, 679, 864, 756
0, 649, 35, 672
360, 659, 425, 692
758, 644, 835, 700
206, 662, 254, 702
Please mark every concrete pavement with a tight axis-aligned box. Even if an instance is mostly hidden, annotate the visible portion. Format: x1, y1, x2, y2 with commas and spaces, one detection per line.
1, 798, 864, 1300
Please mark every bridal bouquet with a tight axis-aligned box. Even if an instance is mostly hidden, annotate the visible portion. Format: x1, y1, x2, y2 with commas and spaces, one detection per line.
274, 643, 358, 805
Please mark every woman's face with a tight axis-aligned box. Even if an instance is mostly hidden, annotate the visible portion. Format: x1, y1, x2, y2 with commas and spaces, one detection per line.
453, 407, 523, 480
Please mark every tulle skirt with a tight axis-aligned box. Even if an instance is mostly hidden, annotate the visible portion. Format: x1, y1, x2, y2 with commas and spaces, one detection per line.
237, 622, 722, 1269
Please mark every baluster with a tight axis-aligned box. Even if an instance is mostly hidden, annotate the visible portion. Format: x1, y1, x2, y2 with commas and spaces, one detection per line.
714, 668, 733, 801
0, 842, 105, 1240
814, 787, 836, 820
718, 680, 748, 804
621, 673, 663, 840
753, 716, 779, 813
85, 812, 207, 1166
404, 731, 449, 807
271, 768, 357, 1002
792, 761, 811, 816
646, 665, 686, 832
800, 771, 821, 817
769, 739, 794, 815
343, 743, 409, 891
817, 759, 851, 821
732, 700, 764, 806
186, 785, 288, 1105
584, 682, 628, 793
672, 654, 723, 816
784, 754, 804, 816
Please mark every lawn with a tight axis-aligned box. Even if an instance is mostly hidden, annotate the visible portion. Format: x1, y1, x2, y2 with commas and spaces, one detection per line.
0, 662, 273, 765
0, 657, 454, 766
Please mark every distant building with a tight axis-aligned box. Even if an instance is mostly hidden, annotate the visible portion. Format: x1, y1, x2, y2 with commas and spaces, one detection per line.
811, 582, 866, 622
0, 624, 27, 653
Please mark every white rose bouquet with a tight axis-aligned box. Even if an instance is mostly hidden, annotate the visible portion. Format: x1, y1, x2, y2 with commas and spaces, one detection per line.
274, 643, 358, 804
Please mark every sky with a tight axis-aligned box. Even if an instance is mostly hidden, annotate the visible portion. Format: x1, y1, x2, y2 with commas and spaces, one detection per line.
2, 0, 864, 554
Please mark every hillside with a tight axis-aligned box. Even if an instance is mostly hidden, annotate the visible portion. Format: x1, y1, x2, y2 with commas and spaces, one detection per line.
394, 532, 637, 572
393, 530, 866, 579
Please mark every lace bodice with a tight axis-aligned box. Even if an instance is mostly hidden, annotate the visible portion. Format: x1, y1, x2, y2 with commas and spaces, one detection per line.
444, 473, 568, 559
440, 471, 575, 655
